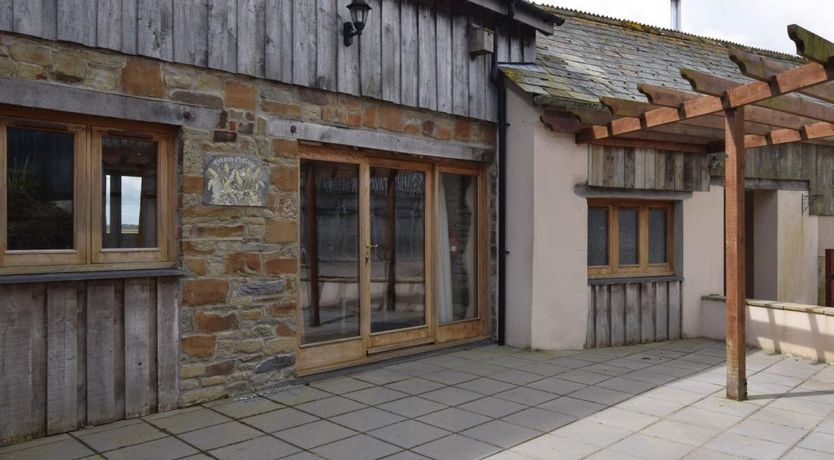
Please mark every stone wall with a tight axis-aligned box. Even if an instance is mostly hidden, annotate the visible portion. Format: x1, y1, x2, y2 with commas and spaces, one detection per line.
0, 32, 496, 406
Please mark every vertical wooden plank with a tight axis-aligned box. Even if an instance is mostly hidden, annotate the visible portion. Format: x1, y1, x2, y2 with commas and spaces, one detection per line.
417, 2, 436, 110
701, 152, 712, 191
137, 0, 173, 60
655, 282, 668, 341
400, 0, 418, 106
435, 6, 452, 113
266, 0, 294, 82
451, 12, 469, 116
495, 27, 508, 63
58, 0, 97, 46
625, 283, 640, 345
623, 147, 636, 188
640, 282, 655, 343
633, 149, 645, 189
13, 0, 45, 37
124, 278, 152, 418
46, 284, 79, 435
236, 0, 256, 74
86, 280, 117, 425
594, 285, 610, 347
654, 152, 666, 190
40, 0, 57, 40
336, 0, 360, 95
522, 28, 536, 62
644, 149, 656, 190
483, 48, 495, 121
0, 0, 13, 31
121, 0, 138, 55
0, 285, 47, 444
509, 25, 522, 62
208, 0, 237, 72
380, 0, 401, 103
157, 278, 179, 412
589, 145, 604, 186
586, 288, 596, 348
725, 107, 747, 401
358, 0, 381, 97
173, 0, 209, 66
609, 284, 625, 347
97, 0, 124, 50
673, 152, 685, 191
75, 283, 87, 428
292, 0, 313, 86
315, 0, 337, 90
668, 281, 681, 340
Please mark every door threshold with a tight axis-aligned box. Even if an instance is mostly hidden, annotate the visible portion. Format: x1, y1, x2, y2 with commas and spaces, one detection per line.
367, 337, 435, 355
294, 336, 490, 378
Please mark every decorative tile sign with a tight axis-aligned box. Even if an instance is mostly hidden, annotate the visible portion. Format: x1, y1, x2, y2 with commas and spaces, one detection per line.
204, 155, 268, 207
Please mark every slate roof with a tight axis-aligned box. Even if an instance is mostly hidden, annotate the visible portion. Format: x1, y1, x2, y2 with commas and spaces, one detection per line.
501, 6, 805, 109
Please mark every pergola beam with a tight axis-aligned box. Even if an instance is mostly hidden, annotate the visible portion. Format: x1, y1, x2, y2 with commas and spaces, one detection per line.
730, 49, 834, 104
789, 24, 834, 65
639, 83, 820, 130
682, 67, 834, 123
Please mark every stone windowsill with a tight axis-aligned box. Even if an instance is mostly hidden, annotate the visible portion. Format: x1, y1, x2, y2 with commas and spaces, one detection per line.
702, 294, 834, 317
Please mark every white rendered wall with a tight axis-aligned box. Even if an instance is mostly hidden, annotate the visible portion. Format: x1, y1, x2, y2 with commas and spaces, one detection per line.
777, 190, 819, 305
681, 185, 725, 338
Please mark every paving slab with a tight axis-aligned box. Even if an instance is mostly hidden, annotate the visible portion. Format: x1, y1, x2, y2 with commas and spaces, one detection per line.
104, 436, 197, 460
177, 421, 262, 451
0, 435, 92, 460
74, 420, 167, 452
209, 435, 300, 460
368, 420, 451, 449
275, 420, 357, 450
241, 407, 319, 433
311, 434, 401, 460
413, 434, 501, 460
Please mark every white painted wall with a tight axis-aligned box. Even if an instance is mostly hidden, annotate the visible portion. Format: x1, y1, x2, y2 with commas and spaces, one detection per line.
777, 190, 819, 305
681, 185, 724, 337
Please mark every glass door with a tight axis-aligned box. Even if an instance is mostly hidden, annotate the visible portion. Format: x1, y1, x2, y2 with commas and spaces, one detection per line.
366, 160, 433, 351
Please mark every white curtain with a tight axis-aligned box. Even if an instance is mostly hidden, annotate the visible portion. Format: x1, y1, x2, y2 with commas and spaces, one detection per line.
437, 177, 454, 323
463, 179, 476, 320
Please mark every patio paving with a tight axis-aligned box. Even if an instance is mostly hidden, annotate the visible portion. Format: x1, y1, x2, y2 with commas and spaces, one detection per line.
2, 339, 834, 460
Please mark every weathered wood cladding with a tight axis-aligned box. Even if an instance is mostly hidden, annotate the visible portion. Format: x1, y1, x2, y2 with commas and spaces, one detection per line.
0, 0, 537, 122
734, 143, 834, 216
589, 143, 834, 215
587, 145, 710, 193
0, 277, 178, 445
587, 280, 682, 348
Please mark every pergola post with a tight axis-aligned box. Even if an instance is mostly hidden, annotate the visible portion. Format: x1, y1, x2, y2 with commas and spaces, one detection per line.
724, 106, 747, 401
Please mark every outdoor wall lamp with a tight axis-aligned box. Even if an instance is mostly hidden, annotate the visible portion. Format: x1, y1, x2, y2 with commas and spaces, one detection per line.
343, 0, 372, 46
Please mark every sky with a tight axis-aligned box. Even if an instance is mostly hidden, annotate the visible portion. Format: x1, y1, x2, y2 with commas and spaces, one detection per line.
536, 0, 834, 55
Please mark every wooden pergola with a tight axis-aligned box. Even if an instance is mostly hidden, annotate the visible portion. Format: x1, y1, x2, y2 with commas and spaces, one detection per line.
574, 25, 834, 401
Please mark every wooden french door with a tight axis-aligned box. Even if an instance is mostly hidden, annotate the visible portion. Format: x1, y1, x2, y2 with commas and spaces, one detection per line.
296, 146, 485, 374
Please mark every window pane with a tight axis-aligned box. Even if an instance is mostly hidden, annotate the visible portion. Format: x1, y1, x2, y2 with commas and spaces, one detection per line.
101, 137, 158, 248
649, 208, 668, 264
300, 160, 361, 344
618, 208, 638, 265
588, 207, 608, 266
370, 167, 426, 333
438, 173, 476, 323
6, 128, 74, 250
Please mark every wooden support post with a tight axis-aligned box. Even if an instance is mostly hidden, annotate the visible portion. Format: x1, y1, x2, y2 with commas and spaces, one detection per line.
385, 170, 398, 312
724, 107, 747, 401
305, 163, 321, 327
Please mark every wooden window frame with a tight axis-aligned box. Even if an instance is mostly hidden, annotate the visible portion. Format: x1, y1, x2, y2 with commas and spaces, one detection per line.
0, 106, 177, 275
587, 199, 674, 279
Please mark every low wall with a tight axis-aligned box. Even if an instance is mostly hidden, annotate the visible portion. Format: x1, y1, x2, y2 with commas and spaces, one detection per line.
701, 295, 834, 363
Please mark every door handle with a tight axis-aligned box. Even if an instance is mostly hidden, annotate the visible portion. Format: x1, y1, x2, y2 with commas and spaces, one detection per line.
365, 244, 379, 263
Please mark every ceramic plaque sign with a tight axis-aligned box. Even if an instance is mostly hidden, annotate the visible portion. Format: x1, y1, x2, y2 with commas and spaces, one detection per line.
203, 155, 268, 207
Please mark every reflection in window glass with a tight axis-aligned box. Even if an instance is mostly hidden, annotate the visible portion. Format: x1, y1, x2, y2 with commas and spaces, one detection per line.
649, 208, 667, 264
6, 128, 74, 250
438, 174, 476, 323
588, 207, 608, 266
619, 208, 638, 265
300, 160, 361, 344
370, 167, 426, 333
101, 137, 158, 248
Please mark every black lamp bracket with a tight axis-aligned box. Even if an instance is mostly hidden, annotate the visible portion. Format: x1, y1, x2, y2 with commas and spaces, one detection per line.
343, 22, 360, 47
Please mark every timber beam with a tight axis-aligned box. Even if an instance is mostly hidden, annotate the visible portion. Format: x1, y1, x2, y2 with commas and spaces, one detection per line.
789, 24, 834, 65
730, 49, 834, 104
681, 67, 834, 123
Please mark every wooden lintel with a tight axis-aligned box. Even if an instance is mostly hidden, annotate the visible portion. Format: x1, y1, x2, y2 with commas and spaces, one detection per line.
588, 137, 709, 154
724, 106, 747, 402
744, 134, 768, 149
730, 49, 834, 104
788, 24, 834, 65
682, 68, 834, 123
608, 116, 643, 135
